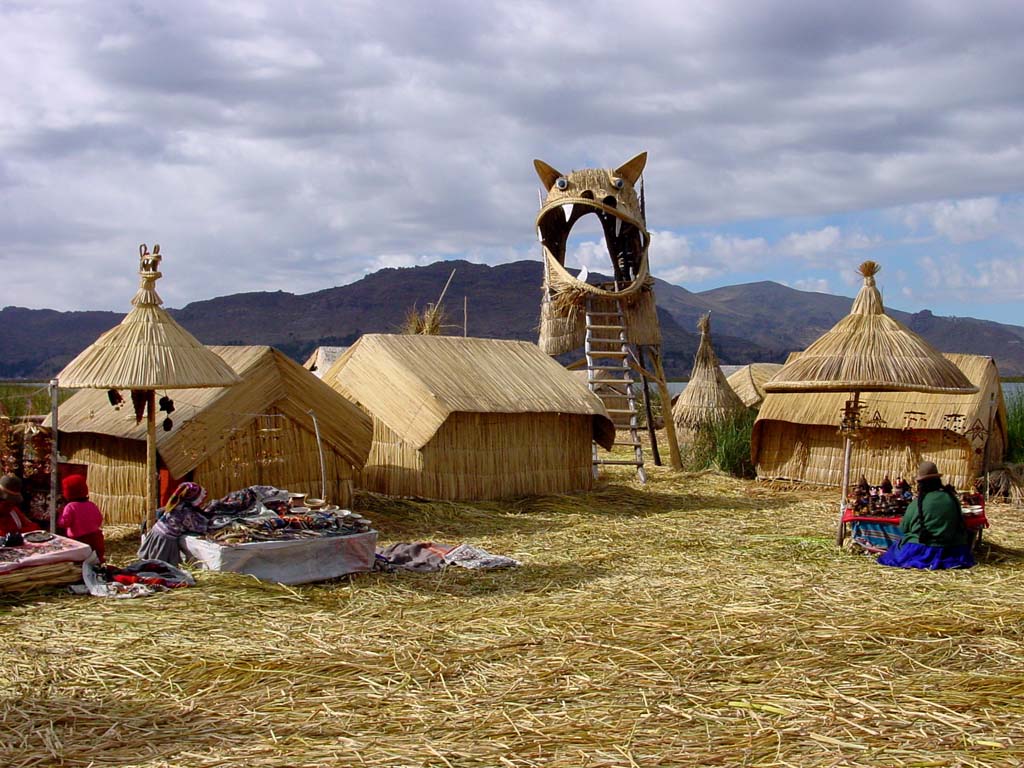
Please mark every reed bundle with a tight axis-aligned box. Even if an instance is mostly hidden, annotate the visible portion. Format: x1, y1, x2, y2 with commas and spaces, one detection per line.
672, 314, 745, 438
3, 450, 1024, 766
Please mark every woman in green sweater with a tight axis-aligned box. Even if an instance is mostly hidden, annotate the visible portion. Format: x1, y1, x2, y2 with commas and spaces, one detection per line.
878, 461, 974, 569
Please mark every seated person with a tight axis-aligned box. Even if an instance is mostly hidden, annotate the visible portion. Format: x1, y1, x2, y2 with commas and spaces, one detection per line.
137, 482, 210, 566
0, 475, 40, 537
58, 475, 105, 561
878, 461, 974, 570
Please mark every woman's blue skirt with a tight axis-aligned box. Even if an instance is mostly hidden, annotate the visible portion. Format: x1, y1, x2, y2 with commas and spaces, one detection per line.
877, 541, 975, 570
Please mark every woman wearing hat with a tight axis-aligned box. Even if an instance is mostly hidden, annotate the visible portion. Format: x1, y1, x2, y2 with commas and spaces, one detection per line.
137, 481, 210, 565
878, 461, 974, 569
0, 474, 40, 538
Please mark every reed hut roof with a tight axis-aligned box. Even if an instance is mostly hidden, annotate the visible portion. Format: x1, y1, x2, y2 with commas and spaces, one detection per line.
323, 334, 615, 450
303, 346, 349, 377
57, 246, 241, 391
763, 261, 977, 395
49, 346, 373, 478
753, 353, 1006, 455
726, 363, 784, 408
671, 314, 745, 428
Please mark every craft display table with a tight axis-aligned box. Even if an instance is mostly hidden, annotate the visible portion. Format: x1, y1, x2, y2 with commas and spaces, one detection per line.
180, 530, 377, 585
841, 505, 988, 553
0, 534, 93, 593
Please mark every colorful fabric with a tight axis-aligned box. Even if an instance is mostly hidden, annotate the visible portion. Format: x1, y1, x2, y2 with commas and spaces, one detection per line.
851, 520, 902, 552
58, 500, 103, 537
878, 541, 975, 570
166, 482, 207, 511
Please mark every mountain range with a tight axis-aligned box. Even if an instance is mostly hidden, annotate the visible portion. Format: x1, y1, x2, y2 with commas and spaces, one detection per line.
3, 259, 1023, 379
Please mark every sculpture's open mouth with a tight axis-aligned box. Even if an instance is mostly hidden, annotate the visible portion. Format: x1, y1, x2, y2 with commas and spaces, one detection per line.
537, 195, 647, 286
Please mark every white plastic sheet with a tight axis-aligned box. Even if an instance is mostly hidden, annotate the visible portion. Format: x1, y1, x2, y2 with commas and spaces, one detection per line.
180, 531, 377, 585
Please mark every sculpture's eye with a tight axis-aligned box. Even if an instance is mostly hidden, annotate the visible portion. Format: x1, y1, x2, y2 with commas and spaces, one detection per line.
555, 177, 569, 190
611, 177, 625, 190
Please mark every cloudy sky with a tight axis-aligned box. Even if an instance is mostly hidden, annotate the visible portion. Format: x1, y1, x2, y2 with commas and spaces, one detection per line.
2, 0, 1023, 324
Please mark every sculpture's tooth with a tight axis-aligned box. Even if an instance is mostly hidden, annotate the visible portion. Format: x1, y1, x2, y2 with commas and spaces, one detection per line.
615, 218, 622, 238
537, 228, 543, 243
638, 231, 645, 247
562, 204, 574, 221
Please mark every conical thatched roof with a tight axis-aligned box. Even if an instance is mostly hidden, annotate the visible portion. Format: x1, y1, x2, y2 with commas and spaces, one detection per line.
672, 314, 745, 430
726, 363, 783, 408
763, 261, 977, 395
58, 245, 241, 390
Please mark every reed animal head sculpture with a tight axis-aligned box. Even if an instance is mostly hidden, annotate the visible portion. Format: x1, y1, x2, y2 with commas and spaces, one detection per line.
533, 152, 660, 355
534, 152, 649, 288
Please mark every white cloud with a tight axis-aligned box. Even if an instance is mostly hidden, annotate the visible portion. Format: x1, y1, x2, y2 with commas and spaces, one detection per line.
791, 277, 831, 293
903, 197, 1002, 243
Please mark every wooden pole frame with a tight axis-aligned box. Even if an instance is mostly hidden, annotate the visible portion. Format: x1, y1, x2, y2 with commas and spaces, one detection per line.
145, 390, 158, 530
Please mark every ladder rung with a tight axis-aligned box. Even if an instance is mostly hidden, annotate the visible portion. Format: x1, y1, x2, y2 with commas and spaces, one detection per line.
605, 408, 637, 414
595, 459, 645, 466
613, 440, 643, 447
587, 351, 628, 357
587, 324, 626, 331
589, 378, 635, 385
586, 312, 624, 317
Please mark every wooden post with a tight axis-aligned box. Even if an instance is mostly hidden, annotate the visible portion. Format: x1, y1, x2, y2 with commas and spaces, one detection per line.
636, 347, 662, 466
836, 390, 859, 546
48, 379, 59, 532
146, 389, 158, 530
649, 349, 682, 470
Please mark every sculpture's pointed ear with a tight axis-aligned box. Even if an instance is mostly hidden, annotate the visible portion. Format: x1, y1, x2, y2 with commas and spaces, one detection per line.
534, 159, 563, 191
614, 152, 647, 184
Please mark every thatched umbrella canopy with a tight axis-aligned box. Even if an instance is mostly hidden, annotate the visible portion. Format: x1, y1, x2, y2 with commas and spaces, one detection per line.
763, 262, 976, 395
58, 244, 240, 527
762, 261, 976, 544
671, 314, 745, 436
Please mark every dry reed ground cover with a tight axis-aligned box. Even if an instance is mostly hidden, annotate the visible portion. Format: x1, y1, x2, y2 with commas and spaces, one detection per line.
3, 450, 1024, 767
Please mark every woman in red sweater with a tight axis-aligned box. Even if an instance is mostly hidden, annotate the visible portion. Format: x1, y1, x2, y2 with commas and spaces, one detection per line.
0, 475, 39, 537
58, 475, 105, 562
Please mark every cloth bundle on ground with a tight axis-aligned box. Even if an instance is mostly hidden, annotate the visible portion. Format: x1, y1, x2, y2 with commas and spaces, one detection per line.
78, 559, 195, 598
376, 542, 520, 572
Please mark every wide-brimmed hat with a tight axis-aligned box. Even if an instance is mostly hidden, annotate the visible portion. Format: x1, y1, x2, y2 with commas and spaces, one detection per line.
0, 474, 23, 501
916, 461, 942, 481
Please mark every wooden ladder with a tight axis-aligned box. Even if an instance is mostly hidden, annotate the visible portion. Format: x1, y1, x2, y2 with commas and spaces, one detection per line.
584, 294, 647, 483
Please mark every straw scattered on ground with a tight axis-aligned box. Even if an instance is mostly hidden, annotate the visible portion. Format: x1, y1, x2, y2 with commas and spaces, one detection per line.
3, 446, 1024, 767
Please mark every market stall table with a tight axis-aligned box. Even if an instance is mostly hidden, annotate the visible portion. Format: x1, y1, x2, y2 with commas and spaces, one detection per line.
842, 504, 988, 553
180, 529, 377, 585
0, 533, 94, 593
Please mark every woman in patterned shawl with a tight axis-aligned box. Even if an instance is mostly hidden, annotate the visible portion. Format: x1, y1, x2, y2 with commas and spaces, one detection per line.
137, 482, 210, 566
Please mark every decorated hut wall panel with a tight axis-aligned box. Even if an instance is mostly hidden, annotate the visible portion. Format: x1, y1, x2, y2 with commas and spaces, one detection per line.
50, 346, 372, 523
753, 354, 1006, 490
323, 334, 614, 501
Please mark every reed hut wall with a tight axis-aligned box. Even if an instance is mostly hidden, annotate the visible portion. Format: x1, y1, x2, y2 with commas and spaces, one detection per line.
51, 346, 371, 523
324, 334, 614, 500
752, 354, 1007, 490
360, 412, 595, 500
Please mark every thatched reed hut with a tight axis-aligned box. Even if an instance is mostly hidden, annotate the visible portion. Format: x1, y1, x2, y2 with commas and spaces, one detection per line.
752, 353, 1006, 491
50, 346, 372, 523
726, 363, 784, 409
671, 314, 745, 439
303, 346, 349, 379
322, 334, 615, 500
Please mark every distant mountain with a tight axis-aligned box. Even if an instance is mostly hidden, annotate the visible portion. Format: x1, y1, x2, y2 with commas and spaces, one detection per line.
3, 260, 1023, 379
